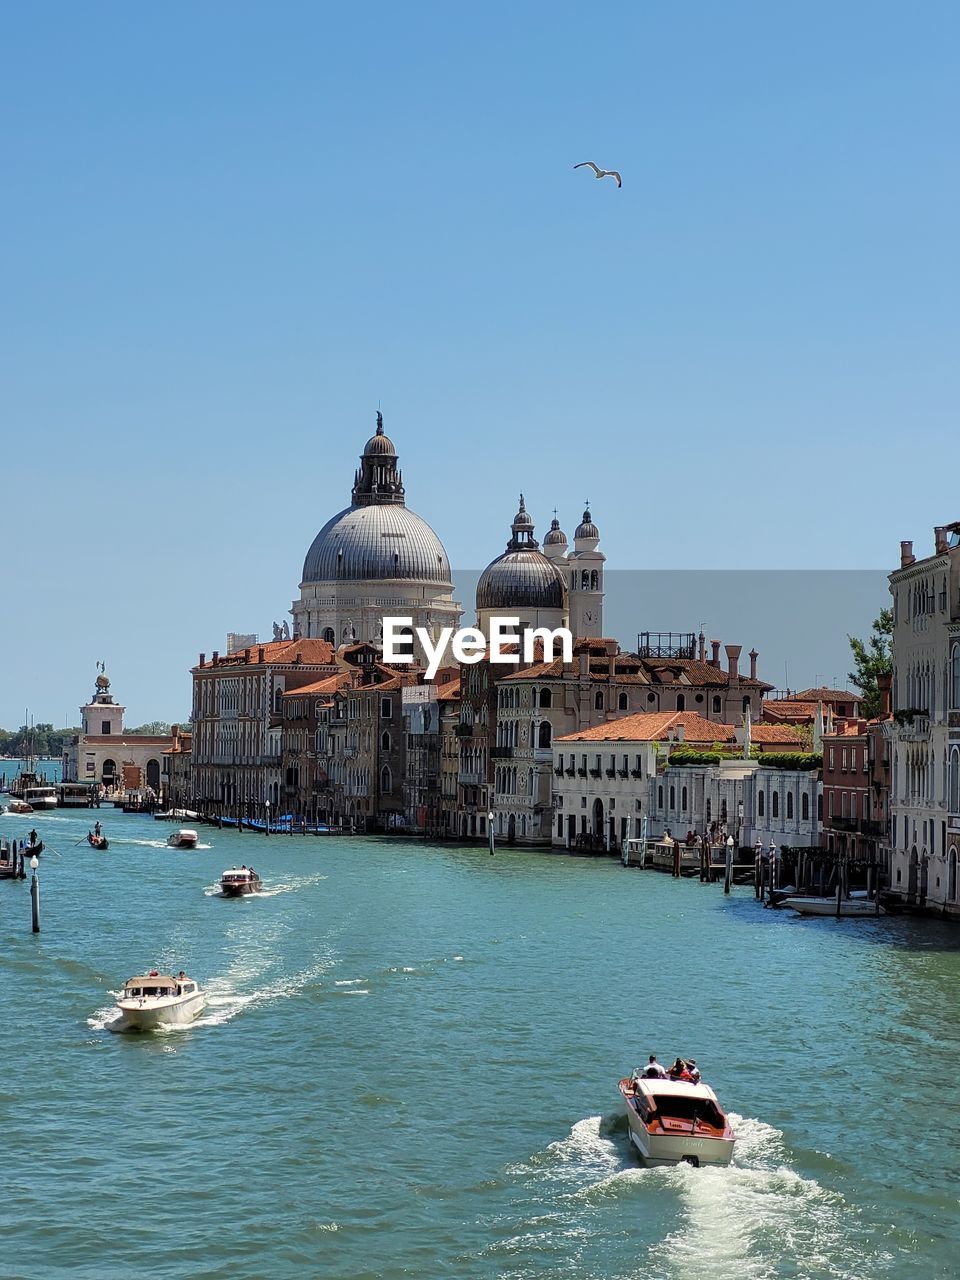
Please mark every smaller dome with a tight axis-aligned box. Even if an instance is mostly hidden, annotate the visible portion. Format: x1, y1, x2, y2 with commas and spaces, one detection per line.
575, 507, 600, 540
544, 517, 567, 548
363, 411, 397, 457
477, 552, 565, 612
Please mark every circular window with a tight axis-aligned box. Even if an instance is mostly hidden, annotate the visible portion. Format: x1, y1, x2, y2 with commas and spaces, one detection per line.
695, 693, 704, 703
647, 692, 656, 703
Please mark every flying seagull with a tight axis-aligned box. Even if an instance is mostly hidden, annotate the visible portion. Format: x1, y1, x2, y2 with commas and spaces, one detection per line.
574, 161, 621, 188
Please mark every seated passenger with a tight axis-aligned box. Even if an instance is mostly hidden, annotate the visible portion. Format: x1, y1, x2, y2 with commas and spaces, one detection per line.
687, 1060, 701, 1082
640, 1054, 667, 1079
668, 1058, 694, 1081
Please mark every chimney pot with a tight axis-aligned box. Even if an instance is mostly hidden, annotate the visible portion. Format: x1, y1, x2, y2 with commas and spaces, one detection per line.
200, 653, 205, 667
710, 640, 721, 668
212, 650, 219, 666
935, 526, 947, 554
258, 646, 265, 663
725, 644, 742, 685
900, 540, 915, 567
698, 632, 706, 662
749, 648, 758, 680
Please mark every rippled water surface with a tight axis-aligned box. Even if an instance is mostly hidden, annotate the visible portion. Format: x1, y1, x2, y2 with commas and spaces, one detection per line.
1, 801, 958, 1279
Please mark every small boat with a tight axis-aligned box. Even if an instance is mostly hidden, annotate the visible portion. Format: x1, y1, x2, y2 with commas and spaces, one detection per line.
619, 1075, 736, 1167
24, 840, 44, 857
781, 895, 886, 917
7, 799, 34, 815
87, 832, 109, 850
220, 866, 262, 896
167, 829, 199, 850
114, 970, 206, 1031
154, 808, 200, 822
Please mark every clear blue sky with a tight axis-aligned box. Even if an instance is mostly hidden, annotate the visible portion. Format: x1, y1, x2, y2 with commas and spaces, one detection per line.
2, 2, 957, 726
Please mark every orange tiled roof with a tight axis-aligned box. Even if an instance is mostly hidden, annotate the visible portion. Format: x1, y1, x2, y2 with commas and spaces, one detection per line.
785, 687, 859, 703
282, 673, 352, 697
750, 723, 808, 745
196, 639, 335, 670
762, 700, 818, 722
557, 711, 735, 745
434, 677, 461, 702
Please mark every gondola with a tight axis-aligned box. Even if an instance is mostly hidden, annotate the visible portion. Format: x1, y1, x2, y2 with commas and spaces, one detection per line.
87, 832, 109, 850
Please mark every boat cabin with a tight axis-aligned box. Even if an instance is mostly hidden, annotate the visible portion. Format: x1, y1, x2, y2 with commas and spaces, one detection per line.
629, 1079, 728, 1132
222, 869, 256, 884
123, 974, 197, 999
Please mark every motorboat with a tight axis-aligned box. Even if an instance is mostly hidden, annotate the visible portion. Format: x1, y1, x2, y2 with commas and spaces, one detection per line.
7, 799, 33, 815
781, 895, 886, 917
619, 1075, 736, 1167
220, 866, 262, 896
114, 970, 206, 1031
154, 808, 199, 822
167, 829, 199, 849
87, 832, 109, 850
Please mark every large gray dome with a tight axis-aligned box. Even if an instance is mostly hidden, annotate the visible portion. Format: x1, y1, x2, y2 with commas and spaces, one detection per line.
476, 550, 565, 611
301, 504, 452, 585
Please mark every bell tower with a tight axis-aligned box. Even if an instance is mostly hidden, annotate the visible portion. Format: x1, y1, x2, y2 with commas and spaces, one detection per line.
81, 666, 125, 737
567, 505, 605, 638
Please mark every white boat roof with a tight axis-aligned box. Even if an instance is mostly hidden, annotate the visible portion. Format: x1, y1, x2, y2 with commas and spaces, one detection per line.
636, 1079, 719, 1102
125, 973, 195, 985
223, 867, 256, 874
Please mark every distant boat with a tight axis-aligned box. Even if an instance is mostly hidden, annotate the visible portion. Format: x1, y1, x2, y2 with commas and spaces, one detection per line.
7, 799, 33, 815
168, 829, 199, 850
220, 866, 262, 896
781, 895, 886, 918
154, 808, 199, 822
87, 832, 109, 851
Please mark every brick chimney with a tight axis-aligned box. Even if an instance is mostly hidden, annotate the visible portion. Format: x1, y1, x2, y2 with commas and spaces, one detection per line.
199, 653, 205, 667
877, 671, 892, 717
725, 644, 742, 686
698, 632, 706, 662
749, 648, 758, 680
212, 650, 219, 666
244, 647, 251, 663
935, 526, 948, 554
710, 640, 721, 668
258, 646, 265, 663
900, 540, 915, 567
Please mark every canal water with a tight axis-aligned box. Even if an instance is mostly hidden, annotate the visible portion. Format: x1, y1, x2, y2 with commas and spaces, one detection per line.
1, 799, 957, 1279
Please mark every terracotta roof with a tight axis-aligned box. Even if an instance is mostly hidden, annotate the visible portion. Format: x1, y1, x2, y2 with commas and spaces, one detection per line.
434, 678, 461, 702
557, 711, 734, 745
785, 687, 859, 703
282, 673, 351, 697
196, 639, 335, 670
750, 724, 808, 745
762, 700, 818, 723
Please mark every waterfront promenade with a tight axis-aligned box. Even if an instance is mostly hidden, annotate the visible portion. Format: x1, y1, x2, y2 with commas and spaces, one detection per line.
1, 803, 956, 1279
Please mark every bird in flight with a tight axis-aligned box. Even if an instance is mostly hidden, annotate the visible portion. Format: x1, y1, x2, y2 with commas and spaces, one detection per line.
574, 161, 622, 188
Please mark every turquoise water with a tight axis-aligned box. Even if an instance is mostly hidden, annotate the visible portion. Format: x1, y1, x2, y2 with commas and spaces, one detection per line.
1, 802, 958, 1280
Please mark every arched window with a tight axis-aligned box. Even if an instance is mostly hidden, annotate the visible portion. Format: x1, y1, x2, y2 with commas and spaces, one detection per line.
590, 570, 599, 590
322, 627, 335, 644
380, 766, 392, 794
676, 694, 686, 711
772, 791, 779, 818
618, 692, 628, 710
743, 695, 751, 712
538, 720, 552, 748
953, 644, 960, 710
274, 688, 283, 714
950, 747, 960, 815
595, 691, 604, 710
581, 570, 589, 589
681, 785, 688, 811
657, 784, 663, 808
758, 790, 765, 817
669, 785, 675, 810
380, 730, 391, 752
802, 792, 809, 820
712, 696, 721, 714
787, 792, 794, 819
950, 847, 959, 902
539, 687, 552, 708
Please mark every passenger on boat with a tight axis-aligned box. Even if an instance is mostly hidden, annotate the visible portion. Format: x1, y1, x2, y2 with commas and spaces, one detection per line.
668, 1058, 695, 1082
687, 1059, 701, 1082
640, 1054, 667, 1079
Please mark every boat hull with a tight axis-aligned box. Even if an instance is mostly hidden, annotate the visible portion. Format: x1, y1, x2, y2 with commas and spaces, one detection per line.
114, 992, 206, 1031
782, 896, 886, 917
221, 880, 261, 896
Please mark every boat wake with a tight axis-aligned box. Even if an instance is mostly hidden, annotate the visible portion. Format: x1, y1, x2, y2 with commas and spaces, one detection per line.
500, 1111, 893, 1279
197, 954, 337, 1026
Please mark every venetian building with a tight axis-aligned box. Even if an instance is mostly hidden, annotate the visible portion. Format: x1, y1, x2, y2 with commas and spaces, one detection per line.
476, 496, 567, 635
291, 414, 461, 647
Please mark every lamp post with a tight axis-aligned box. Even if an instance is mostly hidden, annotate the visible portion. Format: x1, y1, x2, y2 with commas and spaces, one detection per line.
724, 834, 734, 896
488, 810, 495, 856
265, 799, 271, 836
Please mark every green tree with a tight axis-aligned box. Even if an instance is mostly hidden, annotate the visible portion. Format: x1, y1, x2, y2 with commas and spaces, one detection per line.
847, 607, 893, 718
129, 720, 172, 736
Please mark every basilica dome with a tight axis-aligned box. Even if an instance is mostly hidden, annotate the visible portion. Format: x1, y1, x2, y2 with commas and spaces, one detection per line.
302, 503, 451, 584
476, 496, 565, 612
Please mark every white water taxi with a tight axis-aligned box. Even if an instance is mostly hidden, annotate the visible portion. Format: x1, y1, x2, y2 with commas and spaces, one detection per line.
22, 786, 57, 809
114, 970, 206, 1031
781, 895, 886, 917
619, 1076, 736, 1167
167, 828, 199, 849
